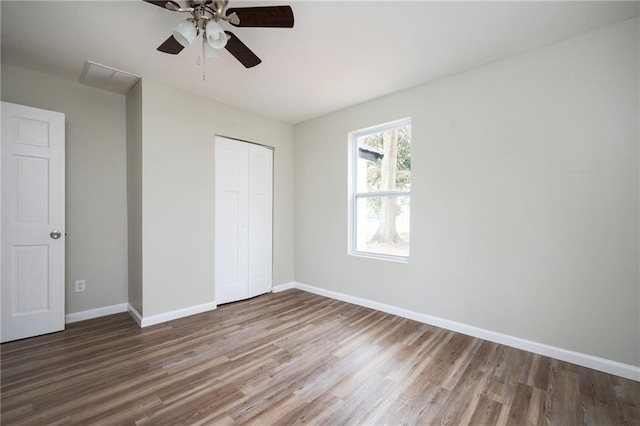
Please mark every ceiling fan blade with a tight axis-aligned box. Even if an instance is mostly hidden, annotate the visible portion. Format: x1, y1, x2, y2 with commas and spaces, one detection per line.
157, 35, 185, 55
143, 0, 181, 11
226, 6, 294, 28
224, 32, 261, 68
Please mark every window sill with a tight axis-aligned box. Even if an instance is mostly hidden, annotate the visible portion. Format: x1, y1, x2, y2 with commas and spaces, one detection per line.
349, 251, 410, 264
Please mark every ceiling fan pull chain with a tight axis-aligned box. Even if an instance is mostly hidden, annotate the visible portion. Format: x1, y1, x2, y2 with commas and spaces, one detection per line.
202, 38, 206, 81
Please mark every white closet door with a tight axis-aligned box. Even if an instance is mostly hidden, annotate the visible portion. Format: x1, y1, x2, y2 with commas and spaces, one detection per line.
214, 137, 249, 304
248, 143, 273, 298
215, 136, 273, 304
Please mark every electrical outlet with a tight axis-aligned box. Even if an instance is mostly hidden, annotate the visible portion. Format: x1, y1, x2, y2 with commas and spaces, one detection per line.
75, 280, 86, 293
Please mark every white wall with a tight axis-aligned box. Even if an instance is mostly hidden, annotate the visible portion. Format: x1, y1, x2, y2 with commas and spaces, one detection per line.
140, 80, 294, 317
294, 19, 640, 367
126, 81, 143, 315
1, 63, 129, 314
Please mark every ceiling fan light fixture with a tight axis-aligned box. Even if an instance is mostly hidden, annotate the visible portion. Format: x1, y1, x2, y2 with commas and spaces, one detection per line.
173, 20, 197, 47
145, 0, 295, 68
205, 20, 228, 49
203, 38, 221, 58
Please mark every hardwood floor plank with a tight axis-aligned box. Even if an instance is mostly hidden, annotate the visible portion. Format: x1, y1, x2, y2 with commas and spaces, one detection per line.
468, 395, 503, 425
364, 377, 448, 425
0, 402, 33, 424
245, 393, 307, 424
323, 373, 397, 425
507, 382, 547, 425
548, 368, 583, 426
71, 394, 163, 425
519, 353, 551, 391
384, 327, 449, 383
275, 392, 343, 425
430, 363, 488, 425
2, 289, 639, 425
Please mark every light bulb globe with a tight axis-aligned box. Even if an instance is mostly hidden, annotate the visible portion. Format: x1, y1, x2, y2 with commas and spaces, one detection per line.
173, 20, 197, 47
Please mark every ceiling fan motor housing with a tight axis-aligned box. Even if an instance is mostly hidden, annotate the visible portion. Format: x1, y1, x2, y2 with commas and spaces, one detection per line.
193, 9, 215, 29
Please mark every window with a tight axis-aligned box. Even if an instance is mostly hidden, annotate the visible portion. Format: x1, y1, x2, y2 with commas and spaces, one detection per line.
350, 119, 411, 260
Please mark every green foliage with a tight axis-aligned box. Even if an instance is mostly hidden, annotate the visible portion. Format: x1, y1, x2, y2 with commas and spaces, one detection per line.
363, 126, 411, 192
361, 126, 411, 216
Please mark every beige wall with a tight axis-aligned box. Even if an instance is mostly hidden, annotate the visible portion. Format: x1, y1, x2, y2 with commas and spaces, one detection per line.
1, 66, 295, 319
126, 81, 143, 315
294, 19, 640, 366
140, 80, 294, 317
1, 63, 129, 314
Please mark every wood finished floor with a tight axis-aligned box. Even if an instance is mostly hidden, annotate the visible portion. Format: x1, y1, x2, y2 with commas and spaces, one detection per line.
1, 289, 639, 425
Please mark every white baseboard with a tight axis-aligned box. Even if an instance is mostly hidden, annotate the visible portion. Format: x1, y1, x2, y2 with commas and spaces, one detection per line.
65, 303, 129, 324
129, 301, 218, 328
292, 282, 640, 382
127, 304, 143, 327
272, 282, 295, 293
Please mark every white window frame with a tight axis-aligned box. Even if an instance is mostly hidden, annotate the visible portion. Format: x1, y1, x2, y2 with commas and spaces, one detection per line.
349, 118, 411, 262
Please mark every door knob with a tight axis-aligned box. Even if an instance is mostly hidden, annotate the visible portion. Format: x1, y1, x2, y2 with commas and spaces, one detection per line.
50, 231, 62, 240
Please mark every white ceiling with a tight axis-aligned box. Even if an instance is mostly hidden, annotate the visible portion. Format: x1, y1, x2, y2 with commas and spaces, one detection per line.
2, 1, 638, 124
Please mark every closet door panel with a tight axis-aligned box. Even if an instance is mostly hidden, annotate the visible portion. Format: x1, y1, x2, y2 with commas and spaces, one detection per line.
215, 137, 249, 304
248, 144, 273, 298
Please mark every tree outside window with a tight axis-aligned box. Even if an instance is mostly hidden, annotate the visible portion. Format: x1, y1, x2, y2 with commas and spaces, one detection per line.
352, 119, 411, 259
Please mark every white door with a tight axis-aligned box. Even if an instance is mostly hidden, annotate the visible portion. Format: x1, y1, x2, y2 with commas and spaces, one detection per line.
215, 136, 272, 304
215, 137, 249, 304
247, 143, 273, 297
1, 102, 65, 342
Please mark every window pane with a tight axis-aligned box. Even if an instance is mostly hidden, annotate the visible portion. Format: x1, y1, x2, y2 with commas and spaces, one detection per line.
356, 125, 411, 193
356, 195, 410, 257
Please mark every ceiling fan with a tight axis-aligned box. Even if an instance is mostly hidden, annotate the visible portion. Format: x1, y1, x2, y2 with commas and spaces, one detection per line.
144, 0, 294, 68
